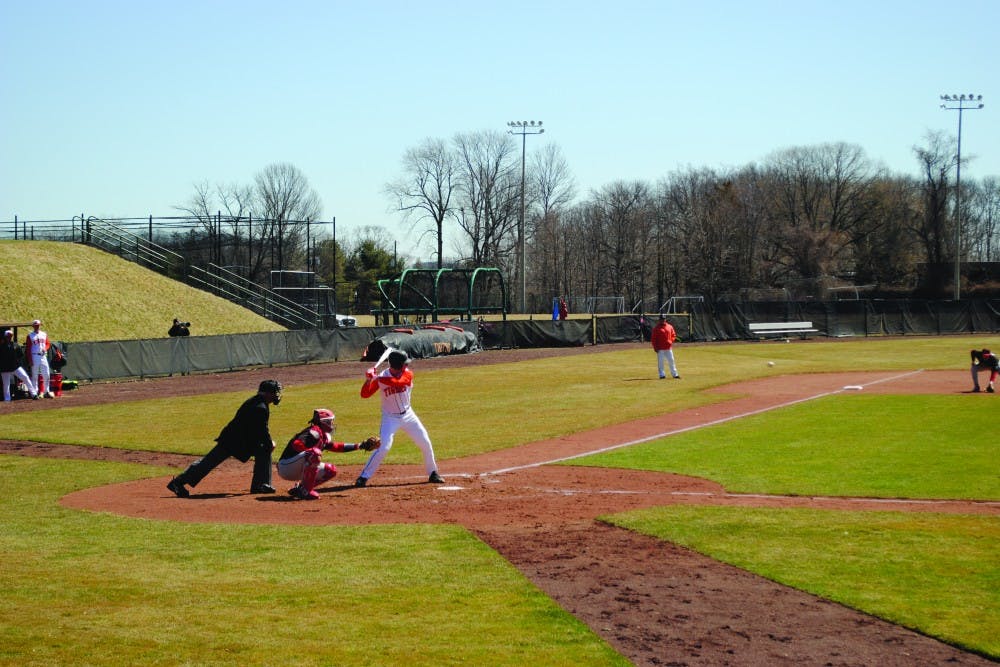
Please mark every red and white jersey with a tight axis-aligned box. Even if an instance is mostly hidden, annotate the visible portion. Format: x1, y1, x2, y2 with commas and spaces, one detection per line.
26, 330, 49, 357
361, 368, 414, 415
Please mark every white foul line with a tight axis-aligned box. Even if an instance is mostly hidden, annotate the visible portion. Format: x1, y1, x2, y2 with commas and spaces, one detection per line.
487, 369, 925, 476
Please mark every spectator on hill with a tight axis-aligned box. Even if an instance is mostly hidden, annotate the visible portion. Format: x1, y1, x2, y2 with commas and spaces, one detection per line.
168, 319, 191, 337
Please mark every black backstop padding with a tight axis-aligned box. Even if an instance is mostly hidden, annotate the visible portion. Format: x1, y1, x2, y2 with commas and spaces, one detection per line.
57, 299, 1000, 382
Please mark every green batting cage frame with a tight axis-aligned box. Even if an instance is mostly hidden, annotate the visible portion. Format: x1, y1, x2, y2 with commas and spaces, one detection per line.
372, 267, 508, 325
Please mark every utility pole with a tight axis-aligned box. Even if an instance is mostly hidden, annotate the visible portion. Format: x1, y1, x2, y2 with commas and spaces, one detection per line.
507, 120, 544, 313
940, 94, 985, 300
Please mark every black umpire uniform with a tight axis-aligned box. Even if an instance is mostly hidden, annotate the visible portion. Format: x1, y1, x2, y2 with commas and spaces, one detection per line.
167, 380, 282, 497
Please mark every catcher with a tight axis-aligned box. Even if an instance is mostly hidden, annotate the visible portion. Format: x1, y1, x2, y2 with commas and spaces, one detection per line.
277, 408, 380, 500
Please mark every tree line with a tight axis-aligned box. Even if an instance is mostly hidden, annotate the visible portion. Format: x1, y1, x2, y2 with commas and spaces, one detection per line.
389, 130, 1000, 311
170, 133, 1000, 317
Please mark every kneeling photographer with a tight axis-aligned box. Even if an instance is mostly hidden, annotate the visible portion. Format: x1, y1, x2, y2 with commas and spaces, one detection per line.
168, 318, 191, 337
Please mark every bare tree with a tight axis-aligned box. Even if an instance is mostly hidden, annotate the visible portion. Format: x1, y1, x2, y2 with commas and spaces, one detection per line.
912, 131, 958, 293
254, 162, 323, 274
587, 181, 654, 308
529, 144, 576, 299
657, 168, 739, 302
851, 175, 922, 288
385, 138, 457, 269
175, 180, 258, 271
452, 130, 521, 274
965, 177, 1000, 262
762, 143, 877, 295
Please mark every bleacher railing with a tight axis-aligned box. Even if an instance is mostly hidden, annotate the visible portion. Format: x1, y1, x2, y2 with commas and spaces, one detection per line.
80, 217, 320, 329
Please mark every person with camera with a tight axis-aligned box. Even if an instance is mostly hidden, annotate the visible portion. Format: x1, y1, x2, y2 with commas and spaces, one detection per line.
168, 318, 190, 337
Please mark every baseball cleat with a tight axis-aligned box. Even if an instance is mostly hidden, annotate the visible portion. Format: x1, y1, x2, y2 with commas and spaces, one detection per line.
428, 471, 444, 484
288, 486, 319, 500
354, 476, 368, 488
167, 478, 189, 498
989, 386, 995, 393
250, 484, 276, 494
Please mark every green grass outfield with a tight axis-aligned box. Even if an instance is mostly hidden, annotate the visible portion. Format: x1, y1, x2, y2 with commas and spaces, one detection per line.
1, 335, 999, 662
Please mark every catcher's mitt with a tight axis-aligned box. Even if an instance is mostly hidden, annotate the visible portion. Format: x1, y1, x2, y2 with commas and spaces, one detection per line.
359, 436, 381, 451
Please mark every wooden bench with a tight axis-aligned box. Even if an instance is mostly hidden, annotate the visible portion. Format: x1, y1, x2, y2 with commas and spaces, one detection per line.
748, 321, 818, 339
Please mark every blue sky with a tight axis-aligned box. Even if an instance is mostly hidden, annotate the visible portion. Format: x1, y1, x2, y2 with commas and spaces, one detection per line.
2, 0, 996, 262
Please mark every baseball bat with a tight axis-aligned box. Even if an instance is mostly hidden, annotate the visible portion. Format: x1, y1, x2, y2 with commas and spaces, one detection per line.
371, 346, 395, 374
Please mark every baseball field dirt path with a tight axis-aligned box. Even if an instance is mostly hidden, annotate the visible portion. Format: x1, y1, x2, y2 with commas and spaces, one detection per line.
3, 344, 997, 665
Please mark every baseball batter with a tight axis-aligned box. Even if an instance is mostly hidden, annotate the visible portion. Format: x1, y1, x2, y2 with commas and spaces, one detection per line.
355, 350, 444, 487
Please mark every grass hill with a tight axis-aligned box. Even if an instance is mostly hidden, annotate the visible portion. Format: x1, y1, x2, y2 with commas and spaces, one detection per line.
0, 241, 287, 342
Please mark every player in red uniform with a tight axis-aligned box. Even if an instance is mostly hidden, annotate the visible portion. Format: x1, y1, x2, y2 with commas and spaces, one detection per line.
355, 350, 443, 487
277, 408, 378, 500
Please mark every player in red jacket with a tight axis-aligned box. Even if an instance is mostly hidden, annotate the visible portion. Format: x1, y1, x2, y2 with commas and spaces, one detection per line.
651, 314, 680, 379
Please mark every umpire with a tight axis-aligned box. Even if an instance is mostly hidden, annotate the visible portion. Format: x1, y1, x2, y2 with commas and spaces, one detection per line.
167, 380, 282, 498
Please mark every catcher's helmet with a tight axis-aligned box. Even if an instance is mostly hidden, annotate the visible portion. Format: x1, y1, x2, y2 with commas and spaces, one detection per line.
258, 379, 283, 403
311, 408, 336, 433
387, 350, 410, 370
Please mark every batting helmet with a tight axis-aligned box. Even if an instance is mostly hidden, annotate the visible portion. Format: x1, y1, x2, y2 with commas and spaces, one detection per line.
311, 408, 336, 433
387, 350, 410, 370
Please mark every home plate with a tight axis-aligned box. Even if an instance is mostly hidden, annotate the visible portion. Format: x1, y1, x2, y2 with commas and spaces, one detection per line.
436, 485, 465, 491
843, 385, 863, 391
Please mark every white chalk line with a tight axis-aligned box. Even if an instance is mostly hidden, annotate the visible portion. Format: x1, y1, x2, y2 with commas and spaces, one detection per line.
486, 369, 926, 476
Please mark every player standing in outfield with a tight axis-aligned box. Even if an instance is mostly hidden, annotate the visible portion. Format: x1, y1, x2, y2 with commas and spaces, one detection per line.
651, 314, 680, 379
25, 319, 54, 398
355, 350, 444, 487
969, 348, 999, 393
167, 380, 282, 497
277, 408, 380, 500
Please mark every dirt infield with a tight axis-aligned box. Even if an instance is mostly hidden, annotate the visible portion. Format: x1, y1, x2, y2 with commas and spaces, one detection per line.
3, 345, 997, 665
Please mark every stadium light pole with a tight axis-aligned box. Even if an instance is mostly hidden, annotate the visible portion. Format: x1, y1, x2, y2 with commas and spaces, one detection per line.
940, 93, 985, 300
507, 120, 544, 313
